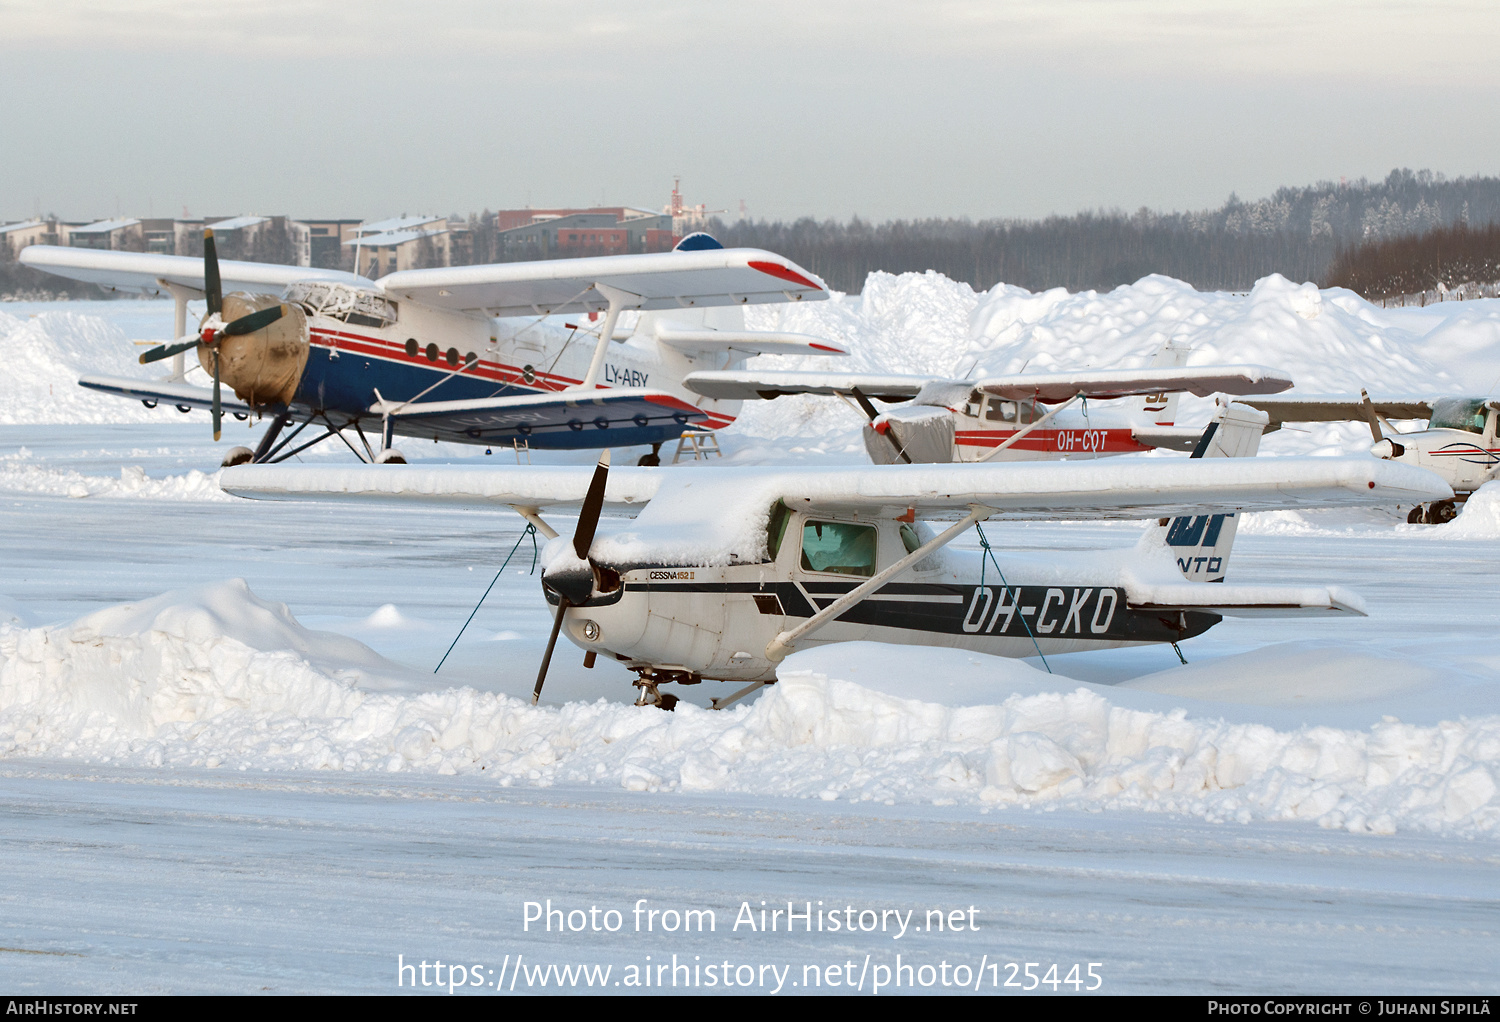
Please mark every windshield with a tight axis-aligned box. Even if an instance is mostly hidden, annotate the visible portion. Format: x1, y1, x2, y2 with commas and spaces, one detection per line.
800, 520, 877, 577
1429, 397, 1487, 434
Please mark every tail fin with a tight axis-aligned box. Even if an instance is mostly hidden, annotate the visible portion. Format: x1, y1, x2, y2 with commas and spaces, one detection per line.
1139, 338, 1192, 424
1146, 400, 1270, 582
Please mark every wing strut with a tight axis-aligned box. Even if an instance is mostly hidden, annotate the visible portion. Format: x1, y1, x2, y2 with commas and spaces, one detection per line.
573, 283, 642, 392
764, 505, 993, 662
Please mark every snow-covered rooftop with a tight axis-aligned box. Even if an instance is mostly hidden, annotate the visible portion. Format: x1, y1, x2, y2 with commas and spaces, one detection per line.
358, 215, 446, 235
70, 218, 139, 234
206, 215, 270, 232
343, 227, 446, 248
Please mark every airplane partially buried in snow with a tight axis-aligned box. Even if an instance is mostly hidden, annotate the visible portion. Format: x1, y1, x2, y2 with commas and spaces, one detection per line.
20, 232, 841, 466
221, 402, 1450, 710
683, 339, 1295, 465
1242, 390, 1500, 523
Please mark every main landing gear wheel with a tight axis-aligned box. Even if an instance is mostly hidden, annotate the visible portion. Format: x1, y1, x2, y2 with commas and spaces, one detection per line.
1407, 506, 1425, 524
220, 446, 254, 468
637, 443, 663, 467
1428, 499, 1459, 524
375, 448, 407, 465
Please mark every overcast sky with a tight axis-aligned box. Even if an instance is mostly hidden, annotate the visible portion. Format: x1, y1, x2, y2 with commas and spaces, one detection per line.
4, 0, 1498, 222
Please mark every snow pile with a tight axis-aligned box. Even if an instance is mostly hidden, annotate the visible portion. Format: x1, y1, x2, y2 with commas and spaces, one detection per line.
2, 583, 1497, 836
1440, 480, 1500, 538
0, 307, 174, 424
0, 452, 229, 501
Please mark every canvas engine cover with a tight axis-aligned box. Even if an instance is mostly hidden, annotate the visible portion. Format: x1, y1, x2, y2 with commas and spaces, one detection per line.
199, 292, 310, 407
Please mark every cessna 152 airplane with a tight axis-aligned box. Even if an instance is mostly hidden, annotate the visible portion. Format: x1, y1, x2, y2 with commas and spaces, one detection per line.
682, 339, 1295, 465
19, 232, 840, 466
1242, 390, 1499, 523
221, 401, 1450, 710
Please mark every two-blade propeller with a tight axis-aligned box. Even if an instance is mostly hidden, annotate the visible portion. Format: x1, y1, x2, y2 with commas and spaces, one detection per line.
136, 228, 287, 441
532, 450, 612, 705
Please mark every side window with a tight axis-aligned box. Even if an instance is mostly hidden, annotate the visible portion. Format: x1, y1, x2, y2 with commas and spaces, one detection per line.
984, 398, 1016, 422
800, 520, 877, 577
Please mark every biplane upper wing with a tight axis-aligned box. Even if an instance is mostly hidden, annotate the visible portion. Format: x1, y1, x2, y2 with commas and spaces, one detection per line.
222, 455, 1449, 521
377, 248, 828, 317
1238, 394, 1437, 424
18, 245, 365, 298
976, 365, 1294, 403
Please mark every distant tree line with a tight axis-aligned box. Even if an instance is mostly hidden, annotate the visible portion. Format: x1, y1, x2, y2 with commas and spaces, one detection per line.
1322, 223, 1500, 299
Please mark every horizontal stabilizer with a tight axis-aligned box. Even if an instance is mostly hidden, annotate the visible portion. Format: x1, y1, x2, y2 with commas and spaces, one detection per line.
1131, 425, 1209, 452
79, 374, 255, 415
1127, 582, 1367, 617
979, 365, 1293, 403
682, 370, 931, 401
652, 326, 847, 356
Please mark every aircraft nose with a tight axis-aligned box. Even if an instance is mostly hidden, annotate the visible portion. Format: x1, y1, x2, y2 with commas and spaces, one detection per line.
542, 562, 596, 606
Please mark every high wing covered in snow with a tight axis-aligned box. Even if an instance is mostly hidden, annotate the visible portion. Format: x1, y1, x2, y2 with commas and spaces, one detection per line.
682, 370, 932, 401
17, 245, 367, 298
376, 248, 827, 317
222, 457, 1450, 522
1240, 394, 1439, 424
650, 325, 847, 356
976, 365, 1293, 403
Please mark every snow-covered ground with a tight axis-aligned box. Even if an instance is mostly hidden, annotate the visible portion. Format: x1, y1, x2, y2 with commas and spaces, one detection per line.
2, 279, 1499, 994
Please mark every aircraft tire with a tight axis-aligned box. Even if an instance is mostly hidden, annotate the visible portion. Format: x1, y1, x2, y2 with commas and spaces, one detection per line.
1408, 506, 1426, 524
656, 693, 679, 712
375, 449, 408, 465
220, 446, 255, 468
637, 453, 661, 467
1429, 499, 1458, 525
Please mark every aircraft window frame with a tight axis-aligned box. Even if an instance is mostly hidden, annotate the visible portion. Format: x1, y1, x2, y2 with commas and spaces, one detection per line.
1430, 397, 1487, 434
799, 519, 878, 578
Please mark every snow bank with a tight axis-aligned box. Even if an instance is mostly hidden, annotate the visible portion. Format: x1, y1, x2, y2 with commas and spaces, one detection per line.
0, 307, 180, 424
1440, 480, 1500, 538
0, 450, 229, 501
3, 583, 1497, 836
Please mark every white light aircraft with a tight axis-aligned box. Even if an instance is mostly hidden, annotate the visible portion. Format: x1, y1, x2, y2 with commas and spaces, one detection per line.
20, 233, 841, 466
1243, 390, 1499, 523
683, 340, 1294, 465
221, 402, 1449, 710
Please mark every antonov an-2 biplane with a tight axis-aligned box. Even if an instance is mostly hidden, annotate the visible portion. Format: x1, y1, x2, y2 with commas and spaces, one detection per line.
20, 233, 839, 466
683, 339, 1295, 465
221, 402, 1450, 710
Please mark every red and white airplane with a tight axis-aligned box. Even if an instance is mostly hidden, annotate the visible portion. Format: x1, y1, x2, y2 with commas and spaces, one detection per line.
683, 340, 1295, 464
20, 232, 842, 466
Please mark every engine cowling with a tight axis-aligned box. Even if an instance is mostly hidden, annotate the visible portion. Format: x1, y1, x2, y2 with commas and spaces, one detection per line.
199, 292, 310, 407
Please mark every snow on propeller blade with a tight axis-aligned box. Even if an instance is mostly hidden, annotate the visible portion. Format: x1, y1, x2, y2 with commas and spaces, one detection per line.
532, 449, 612, 705
135, 228, 290, 441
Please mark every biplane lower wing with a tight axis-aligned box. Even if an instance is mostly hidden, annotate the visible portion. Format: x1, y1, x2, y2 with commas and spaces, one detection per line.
377, 388, 709, 448
79, 374, 256, 415
221, 456, 1451, 521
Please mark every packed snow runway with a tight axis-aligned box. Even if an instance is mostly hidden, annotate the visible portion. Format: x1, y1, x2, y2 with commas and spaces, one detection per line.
2, 279, 1498, 993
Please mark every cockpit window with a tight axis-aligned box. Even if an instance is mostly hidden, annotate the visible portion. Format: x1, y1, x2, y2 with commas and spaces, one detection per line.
984, 398, 1016, 422
766, 500, 792, 560
1430, 397, 1487, 434
800, 520, 877, 577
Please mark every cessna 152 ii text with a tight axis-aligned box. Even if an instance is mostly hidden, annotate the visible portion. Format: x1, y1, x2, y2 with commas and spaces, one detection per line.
1243, 390, 1500, 523
20, 232, 840, 466
221, 402, 1450, 710
682, 339, 1295, 465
